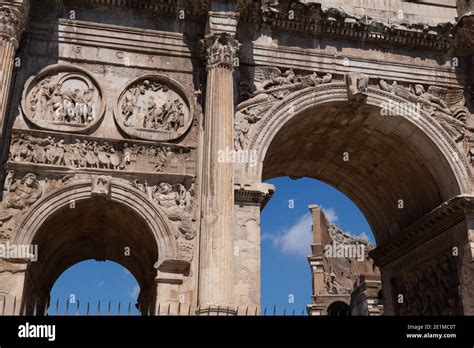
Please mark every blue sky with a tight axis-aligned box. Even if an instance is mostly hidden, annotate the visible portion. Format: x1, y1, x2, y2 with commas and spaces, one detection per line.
50, 176, 373, 315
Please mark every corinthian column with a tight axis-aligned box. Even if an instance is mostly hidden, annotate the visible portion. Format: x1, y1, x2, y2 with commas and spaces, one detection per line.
198, 14, 240, 315
0, 0, 29, 138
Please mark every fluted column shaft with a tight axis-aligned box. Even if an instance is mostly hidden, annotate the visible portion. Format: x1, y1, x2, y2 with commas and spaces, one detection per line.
198, 31, 240, 315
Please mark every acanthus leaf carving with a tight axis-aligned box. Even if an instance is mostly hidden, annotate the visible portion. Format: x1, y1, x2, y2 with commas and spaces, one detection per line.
201, 32, 240, 71
0, 3, 29, 47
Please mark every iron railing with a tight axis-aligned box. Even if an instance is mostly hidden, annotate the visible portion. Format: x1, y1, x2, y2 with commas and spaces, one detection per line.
0, 295, 310, 316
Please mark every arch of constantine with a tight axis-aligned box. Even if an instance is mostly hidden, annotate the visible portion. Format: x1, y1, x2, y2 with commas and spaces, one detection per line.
0, 0, 473, 315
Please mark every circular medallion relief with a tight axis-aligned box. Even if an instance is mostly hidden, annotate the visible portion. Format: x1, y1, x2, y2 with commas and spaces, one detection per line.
114, 75, 193, 141
21, 64, 105, 133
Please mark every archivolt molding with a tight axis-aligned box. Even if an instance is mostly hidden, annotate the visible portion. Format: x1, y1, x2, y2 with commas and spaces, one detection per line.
235, 73, 472, 192
11, 177, 197, 264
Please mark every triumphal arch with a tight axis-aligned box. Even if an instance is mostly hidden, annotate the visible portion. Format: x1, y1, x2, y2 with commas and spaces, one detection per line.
0, 0, 473, 315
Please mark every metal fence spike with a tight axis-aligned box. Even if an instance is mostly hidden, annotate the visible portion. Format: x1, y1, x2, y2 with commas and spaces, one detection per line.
54, 298, 59, 316
98, 300, 101, 316
128, 301, 131, 315
44, 298, 49, 316
86, 302, 90, 316
283, 308, 286, 316
118, 301, 121, 315
273, 305, 276, 315
245, 306, 248, 316
2, 295, 6, 316
66, 299, 69, 316
33, 298, 38, 316
157, 303, 160, 316
108, 301, 111, 316
255, 306, 258, 316
22, 296, 27, 316
263, 307, 267, 316
13, 296, 16, 316
76, 300, 80, 316
167, 303, 170, 315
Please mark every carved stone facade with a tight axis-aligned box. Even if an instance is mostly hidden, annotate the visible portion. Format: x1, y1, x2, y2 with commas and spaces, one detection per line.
115, 75, 193, 141
21, 64, 105, 132
0, 0, 473, 316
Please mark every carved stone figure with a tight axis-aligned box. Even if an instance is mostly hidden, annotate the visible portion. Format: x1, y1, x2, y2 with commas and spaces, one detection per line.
346, 72, 369, 101
152, 182, 194, 240
21, 65, 104, 133
234, 67, 333, 150
8, 133, 182, 173
115, 75, 193, 141
0, 173, 42, 227
393, 254, 461, 315
379, 79, 468, 141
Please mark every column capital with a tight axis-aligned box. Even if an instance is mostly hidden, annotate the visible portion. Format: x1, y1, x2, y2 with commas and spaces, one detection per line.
0, 0, 30, 48
200, 32, 240, 71
234, 182, 275, 208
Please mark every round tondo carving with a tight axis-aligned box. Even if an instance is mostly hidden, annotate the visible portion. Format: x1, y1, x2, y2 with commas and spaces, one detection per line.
21, 64, 105, 133
114, 75, 193, 141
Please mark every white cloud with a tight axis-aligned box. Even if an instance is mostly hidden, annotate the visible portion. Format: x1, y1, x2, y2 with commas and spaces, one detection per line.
262, 207, 375, 257
322, 207, 338, 223
262, 213, 313, 257
345, 230, 373, 243
129, 285, 140, 300
357, 231, 370, 242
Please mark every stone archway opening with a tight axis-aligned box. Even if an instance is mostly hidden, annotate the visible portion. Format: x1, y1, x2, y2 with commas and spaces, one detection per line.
261, 101, 461, 245
260, 176, 377, 314
327, 301, 350, 316
48, 259, 141, 315
257, 99, 465, 314
22, 197, 159, 315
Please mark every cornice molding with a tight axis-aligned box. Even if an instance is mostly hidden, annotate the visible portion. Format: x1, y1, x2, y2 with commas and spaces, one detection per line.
370, 195, 474, 267
238, 6, 455, 52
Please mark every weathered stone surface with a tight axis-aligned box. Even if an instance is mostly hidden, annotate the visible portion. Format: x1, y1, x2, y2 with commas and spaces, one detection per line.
306, 205, 382, 316
0, 0, 472, 316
